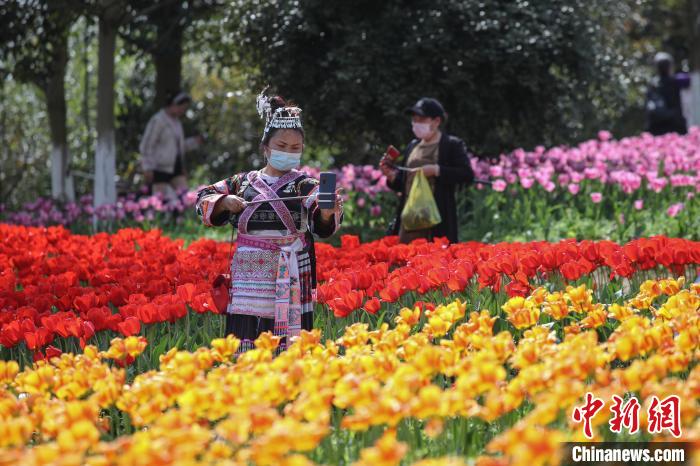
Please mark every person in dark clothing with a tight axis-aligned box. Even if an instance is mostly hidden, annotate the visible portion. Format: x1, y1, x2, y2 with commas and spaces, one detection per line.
645, 52, 688, 136
379, 97, 474, 244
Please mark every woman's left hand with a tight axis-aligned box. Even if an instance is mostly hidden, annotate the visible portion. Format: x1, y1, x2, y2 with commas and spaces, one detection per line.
421, 164, 440, 177
319, 188, 344, 221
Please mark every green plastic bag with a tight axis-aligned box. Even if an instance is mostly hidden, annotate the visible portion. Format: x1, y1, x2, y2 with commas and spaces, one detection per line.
400, 170, 442, 231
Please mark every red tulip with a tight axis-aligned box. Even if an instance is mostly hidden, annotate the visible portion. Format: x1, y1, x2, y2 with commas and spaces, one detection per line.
378, 279, 402, 303
24, 328, 52, 351
329, 290, 364, 318
86, 307, 111, 332
340, 235, 361, 250
74, 293, 99, 314
66, 318, 82, 339
82, 320, 95, 341
176, 283, 197, 303
117, 316, 141, 337
191, 293, 217, 314
363, 297, 381, 315
0, 321, 23, 348
45, 345, 62, 360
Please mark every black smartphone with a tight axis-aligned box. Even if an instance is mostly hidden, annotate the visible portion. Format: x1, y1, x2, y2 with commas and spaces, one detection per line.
318, 172, 337, 209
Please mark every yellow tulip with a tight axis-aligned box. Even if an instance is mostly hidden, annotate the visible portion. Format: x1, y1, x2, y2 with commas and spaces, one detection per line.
211, 334, 241, 361
566, 284, 594, 313
580, 306, 607, 329
352, 428, 407, 466
395, 306, 421, 326
0, 361, 19, 385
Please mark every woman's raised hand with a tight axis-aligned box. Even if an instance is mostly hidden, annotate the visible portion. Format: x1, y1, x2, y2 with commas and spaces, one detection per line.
379, 156, 398, 182
319, 188, 344, 221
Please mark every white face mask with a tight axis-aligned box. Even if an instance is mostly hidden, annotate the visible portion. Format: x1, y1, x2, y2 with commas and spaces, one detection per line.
268, 149, 302, 171
412, 122, 433, 140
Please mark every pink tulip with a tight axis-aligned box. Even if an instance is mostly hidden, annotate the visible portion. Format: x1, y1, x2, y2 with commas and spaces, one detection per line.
489, 165, 504, 178
568, 184, 580, 195
492, 180, 507, 192
634, 199, 644, 210
598, 130, 612, 141
667, 203, 684, 217
520, 178, 534, 189
517, 167, 533, 179
590, 192, 603, 203
570, 172, 585, 183
648, 177, 668, 193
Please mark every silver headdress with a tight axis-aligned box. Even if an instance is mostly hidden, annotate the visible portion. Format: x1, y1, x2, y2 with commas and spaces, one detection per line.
256, 86, 303, 141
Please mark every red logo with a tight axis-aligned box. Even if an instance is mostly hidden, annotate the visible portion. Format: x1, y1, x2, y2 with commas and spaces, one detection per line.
648, 395, 682, 438
572, 393, 682, 438
609, 394, 640, 434
572, 392, 606, 439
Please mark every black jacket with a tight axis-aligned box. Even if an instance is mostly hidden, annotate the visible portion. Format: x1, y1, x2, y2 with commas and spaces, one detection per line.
645, 76, 688, 136
387, 132, 474, 243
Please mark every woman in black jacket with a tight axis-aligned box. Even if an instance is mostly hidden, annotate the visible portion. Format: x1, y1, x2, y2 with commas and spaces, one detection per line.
380, 97, 474, 244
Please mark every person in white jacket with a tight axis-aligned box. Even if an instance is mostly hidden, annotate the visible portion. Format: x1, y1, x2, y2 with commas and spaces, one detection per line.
139, 91, 203, 198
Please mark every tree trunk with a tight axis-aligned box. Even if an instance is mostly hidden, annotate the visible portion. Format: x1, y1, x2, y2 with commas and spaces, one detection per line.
44, 39, 75, 203
153, 21, 184, 108
83, 17, 93, 160
36, 16, 76, 203
94, 12, 118, 209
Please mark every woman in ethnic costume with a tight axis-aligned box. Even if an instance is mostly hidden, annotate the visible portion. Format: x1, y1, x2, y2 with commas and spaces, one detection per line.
195, 90, 343, 352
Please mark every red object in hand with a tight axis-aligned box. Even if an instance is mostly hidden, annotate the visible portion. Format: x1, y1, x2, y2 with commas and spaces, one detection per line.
211, 274, 231, 314
386, 145, 400, 161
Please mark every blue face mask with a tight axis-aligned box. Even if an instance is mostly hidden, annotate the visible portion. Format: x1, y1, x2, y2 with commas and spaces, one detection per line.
268, 149, 302, 171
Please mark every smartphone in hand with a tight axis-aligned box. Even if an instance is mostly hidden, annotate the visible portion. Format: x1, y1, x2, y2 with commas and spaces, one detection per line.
318, 172, 337, 209
386, 145, 400, 161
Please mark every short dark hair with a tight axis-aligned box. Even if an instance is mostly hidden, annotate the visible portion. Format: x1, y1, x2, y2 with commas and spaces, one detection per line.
164, 90, 191, 107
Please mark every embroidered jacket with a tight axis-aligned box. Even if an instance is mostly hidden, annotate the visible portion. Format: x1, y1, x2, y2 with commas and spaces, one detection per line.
195, 171, 341, 238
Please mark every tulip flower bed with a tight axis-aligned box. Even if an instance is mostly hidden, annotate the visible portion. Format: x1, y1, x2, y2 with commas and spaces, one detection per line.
0, 164, 390, 239
2, 129, 700, 243
315, 234, 700, 334
461, 127, 700, 241
1, 224, 700, 365
464, 128, 700, 242
473, 129, 699, 194
1, 278, 699, 465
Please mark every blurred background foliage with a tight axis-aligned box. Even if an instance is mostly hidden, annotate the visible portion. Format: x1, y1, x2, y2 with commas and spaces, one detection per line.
0, 0, 697, 210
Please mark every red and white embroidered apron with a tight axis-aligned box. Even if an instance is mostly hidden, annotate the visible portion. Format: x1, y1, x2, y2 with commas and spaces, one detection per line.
228, 170, 306, 340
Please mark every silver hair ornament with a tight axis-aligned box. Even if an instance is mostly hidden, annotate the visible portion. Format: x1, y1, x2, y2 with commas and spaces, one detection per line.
256, 87, 303, 141
256, 86, 272, 121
